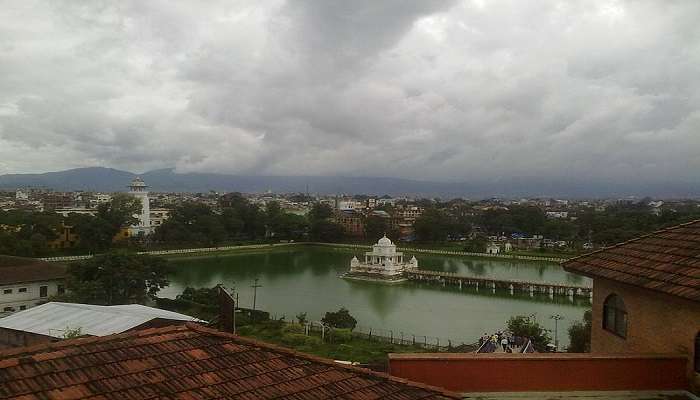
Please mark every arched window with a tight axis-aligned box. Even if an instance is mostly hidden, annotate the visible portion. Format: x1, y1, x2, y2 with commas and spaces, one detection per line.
695, 332, 700, 373
602, 294, 627, 338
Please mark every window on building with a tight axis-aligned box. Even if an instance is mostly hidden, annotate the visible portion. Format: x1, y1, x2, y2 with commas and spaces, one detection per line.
603, 294, 627, 338
695, 332, 700, 373
18, 288, 27, 293
57, 285, 65, 295
3, 307, 14, 312
19, 305, 26, 310
3, 289, 12, 294
40, 286, 48, 298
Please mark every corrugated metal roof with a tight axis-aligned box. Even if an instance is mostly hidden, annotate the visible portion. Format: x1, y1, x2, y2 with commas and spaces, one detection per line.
0, 302, 201, 338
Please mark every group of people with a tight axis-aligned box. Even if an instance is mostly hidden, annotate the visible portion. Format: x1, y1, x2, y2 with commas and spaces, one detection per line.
478, 331, 528, 353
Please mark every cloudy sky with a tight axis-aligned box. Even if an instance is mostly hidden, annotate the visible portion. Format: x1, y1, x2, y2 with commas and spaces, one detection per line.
0, 0, 698, 184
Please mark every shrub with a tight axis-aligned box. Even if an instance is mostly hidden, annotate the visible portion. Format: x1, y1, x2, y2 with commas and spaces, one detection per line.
507, 315, 551, 352
301, 335, 322, 347
237, 326, 253, 335
329, 328, 353, 344
282, 323, 305, 335
281, 333, 309, 346
567, 310, 592, 352
281, 333, 321, 347
321, 307, 357, 330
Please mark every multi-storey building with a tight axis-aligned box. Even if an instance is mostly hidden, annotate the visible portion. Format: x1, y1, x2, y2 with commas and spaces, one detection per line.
0, 256, 66, 316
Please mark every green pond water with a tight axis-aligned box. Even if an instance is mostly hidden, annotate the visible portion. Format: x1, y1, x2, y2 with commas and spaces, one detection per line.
160, 246, 591, 347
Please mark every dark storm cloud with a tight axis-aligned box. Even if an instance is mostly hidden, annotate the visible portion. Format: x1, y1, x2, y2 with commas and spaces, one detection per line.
0, 0, 698, 184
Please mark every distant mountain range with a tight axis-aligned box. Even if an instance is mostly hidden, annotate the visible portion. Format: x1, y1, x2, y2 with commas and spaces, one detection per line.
0, 167, 698, 199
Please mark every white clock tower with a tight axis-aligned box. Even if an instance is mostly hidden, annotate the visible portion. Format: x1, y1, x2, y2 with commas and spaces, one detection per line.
127, 177, 152, 235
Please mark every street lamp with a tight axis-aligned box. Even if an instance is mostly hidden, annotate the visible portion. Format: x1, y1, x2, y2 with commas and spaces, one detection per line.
550, 314, 564, 351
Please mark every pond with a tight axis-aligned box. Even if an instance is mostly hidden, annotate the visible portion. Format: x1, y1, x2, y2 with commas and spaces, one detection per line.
159, 246, 591, 348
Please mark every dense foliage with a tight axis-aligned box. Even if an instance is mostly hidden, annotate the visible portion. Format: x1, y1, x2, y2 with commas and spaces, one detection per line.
322, 307, 358, 330
567, 310, 592, 352
0, 210, 62, 256
506, 315, 552, 352
58, 251, 170, 305
153, 196, 307, 246
308, 203, 345, 242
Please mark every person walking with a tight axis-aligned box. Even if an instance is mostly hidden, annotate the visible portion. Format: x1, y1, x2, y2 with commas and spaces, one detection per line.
500, 336, 509, 352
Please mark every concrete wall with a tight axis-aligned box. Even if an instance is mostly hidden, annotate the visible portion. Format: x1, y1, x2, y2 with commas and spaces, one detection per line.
0, 327, 54, 348
591, 277, 700, 387
388, 353, 688, 392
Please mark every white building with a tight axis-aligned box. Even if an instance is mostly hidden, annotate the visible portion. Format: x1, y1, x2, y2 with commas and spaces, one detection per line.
15, 189, 29, 201
486, 243, 501, 254
127, 177, 153, 236
345, 235, 418, 282
150, 208, 171, 227
0, 256, 66, 316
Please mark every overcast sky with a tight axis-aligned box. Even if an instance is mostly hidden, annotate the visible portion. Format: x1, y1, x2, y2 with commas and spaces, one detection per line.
0, 1, 698, 184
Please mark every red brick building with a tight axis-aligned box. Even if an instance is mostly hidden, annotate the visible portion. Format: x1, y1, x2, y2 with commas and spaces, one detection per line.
563, 220, 700, 388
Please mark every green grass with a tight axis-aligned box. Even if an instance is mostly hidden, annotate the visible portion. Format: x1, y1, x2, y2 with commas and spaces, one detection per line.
511, 249, 582, 258
236, 320, 434, 365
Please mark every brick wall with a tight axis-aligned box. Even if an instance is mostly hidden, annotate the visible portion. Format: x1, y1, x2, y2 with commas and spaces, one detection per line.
591, 277, 700, 387
388, 353, 688, 392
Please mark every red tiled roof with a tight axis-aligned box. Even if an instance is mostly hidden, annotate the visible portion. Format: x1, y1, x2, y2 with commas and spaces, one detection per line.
0, 323, 460, 399
563, 220, 700, 302
0, 256, 66, 286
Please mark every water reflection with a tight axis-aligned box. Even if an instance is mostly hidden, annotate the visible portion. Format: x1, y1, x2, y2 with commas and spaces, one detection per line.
163, 247, 590, 346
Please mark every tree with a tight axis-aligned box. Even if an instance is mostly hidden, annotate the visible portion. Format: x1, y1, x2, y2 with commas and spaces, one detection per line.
307, 203, 344, 242
68, 214, 115, 252
60, 251, 170, 305
265, 201, 283, 237
567, 310, 592, 352
177, 286, 218, 306
275, 213, 309, 240
155, 202, 225, 245
97, 193, 141, 232
462, 235, 488, 252
322, 307, 357, 330
296, 312, 308, 325
506, 315, 551, 352
308, 203, 333, 222
364, 215, 389, 240
309, 220, 345, 242
414, 208, 451, 241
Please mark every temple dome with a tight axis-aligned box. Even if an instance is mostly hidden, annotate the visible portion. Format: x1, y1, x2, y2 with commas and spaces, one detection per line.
377, 235, 393, 246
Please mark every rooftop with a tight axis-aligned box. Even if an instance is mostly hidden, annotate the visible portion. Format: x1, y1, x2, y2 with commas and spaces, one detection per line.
0, 323, 460, 399
563, 219, 700, 302
0, 302, 202, 338
0, 256, 66, 286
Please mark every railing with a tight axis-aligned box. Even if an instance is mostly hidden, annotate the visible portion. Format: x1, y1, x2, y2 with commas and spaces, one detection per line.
408, 269, 592, 290
333, 324, 478, 353
38, 241, 569, 263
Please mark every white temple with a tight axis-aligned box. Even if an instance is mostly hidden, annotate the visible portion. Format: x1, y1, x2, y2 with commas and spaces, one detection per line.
345, 235, 418, 282
127, 177, 153, 236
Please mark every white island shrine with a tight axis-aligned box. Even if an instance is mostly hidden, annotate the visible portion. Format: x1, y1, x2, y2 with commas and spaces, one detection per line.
343, 235, 418, 283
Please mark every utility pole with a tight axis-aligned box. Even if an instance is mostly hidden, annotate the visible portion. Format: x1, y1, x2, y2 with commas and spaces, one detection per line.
550, 314, 563, 351
251, 278, 263, 311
